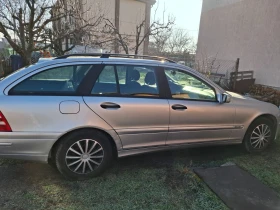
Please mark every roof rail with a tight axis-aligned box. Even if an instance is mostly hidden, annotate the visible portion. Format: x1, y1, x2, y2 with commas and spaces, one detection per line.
54, 53, 176, 63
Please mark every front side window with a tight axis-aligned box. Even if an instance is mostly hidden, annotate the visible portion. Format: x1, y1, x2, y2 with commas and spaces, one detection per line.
91, 65, 159, 97
165, 68, 216, 101
10, 65, 92, 95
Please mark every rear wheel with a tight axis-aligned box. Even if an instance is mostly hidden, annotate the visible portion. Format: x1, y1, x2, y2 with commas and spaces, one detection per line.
243, 118, 274, 153
55, 130, 113, 180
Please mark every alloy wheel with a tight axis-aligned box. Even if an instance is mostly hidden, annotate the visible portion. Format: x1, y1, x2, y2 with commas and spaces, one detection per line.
65, 139, 104, 174
250, 124, 271, 149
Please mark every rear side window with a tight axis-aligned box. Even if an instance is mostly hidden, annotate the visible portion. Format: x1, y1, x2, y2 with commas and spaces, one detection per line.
92, 66, 118, 95
91, 65, 159, 97
9, 65, 92, 95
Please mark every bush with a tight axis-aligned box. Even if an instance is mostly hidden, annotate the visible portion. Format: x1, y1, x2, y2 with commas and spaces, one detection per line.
249, 84, 280, 107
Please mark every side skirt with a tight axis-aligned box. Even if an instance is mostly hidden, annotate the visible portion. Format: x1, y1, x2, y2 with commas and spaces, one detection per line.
118, 140, 242, 158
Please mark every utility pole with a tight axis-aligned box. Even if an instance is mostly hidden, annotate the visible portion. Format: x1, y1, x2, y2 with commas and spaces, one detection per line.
114, 0, 120, 53
233, 58, 240, 91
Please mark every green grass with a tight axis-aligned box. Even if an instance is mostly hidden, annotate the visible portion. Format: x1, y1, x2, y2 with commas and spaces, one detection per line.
1, 140, 280, 210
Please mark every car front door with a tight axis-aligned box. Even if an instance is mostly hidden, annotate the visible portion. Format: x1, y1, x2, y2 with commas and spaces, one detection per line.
163, 67, 236, 145
83, 64, 169, 149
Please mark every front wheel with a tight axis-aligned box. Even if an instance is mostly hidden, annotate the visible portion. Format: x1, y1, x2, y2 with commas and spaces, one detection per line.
243, 118, 275, 153
55, 130, 113, 180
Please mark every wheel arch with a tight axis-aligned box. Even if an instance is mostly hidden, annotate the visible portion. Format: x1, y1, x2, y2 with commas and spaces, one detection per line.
48, 127, 119, 162
243, 113, 278, 142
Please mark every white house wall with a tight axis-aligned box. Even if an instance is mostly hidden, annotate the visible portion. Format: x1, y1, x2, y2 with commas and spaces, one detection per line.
81, 0, 146, 54
197, 0, 280, 87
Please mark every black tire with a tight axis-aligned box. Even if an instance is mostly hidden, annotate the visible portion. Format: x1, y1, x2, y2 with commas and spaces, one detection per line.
55, 130, 113, 180
243, 117, 275, 153
48, 157, 57, 169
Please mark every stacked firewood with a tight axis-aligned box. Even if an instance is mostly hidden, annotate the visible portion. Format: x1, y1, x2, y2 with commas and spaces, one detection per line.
249, 84, 280, 107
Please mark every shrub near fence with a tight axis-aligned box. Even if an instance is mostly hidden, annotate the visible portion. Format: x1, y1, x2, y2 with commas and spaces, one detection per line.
196, 58, 237, 90
249, 84, 280, 107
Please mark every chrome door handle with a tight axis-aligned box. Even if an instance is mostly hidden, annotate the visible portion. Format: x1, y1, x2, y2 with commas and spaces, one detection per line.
100, 102, 121, 109
171, 104, 187, 110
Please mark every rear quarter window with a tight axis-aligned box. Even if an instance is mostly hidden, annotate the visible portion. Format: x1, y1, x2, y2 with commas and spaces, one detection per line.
9, 65, 92, 95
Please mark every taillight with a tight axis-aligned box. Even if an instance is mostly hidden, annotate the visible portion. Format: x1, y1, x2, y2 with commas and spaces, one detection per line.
0, 112, 12, 132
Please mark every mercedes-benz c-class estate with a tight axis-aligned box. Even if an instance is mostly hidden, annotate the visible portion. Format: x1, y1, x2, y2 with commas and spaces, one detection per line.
0, 54, 279, 180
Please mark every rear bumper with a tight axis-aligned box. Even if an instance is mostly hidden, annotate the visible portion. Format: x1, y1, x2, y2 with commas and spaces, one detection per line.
0, 132, 59, 162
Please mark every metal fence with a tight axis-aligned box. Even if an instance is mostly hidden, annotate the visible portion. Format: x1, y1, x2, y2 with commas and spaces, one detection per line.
0, 57, 12, 77
0, 52, 45, 77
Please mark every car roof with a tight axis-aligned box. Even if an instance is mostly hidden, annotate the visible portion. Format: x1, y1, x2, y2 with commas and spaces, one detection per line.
35, 53, 185, 69
54, 53, 177, 63
32, 56, 191, 71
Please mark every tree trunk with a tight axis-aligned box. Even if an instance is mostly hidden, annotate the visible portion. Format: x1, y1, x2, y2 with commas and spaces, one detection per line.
134, 46, 139, 55
21, 51, 32, 66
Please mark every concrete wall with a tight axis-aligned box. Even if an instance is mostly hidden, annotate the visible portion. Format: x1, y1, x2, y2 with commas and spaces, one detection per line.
197, 0, 280, 87
120, 0, 145, 34
84, 0, 115, 21
119, 0, 146, 54
82, 0, 147, 54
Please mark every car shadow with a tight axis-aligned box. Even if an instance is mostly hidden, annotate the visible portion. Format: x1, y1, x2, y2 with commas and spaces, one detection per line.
114, 144, 244, 169
0, 144, 245, 182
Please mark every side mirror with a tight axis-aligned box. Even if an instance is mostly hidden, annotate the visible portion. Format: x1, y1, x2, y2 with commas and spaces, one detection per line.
218, 93, 231, 104
223, 93, 231, 103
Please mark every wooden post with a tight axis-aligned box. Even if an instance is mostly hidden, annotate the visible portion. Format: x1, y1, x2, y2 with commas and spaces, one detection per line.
233, 58, 240, 91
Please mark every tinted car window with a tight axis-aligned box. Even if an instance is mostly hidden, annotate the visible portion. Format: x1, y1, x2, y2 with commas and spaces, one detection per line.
165, 68, 216, 101
9, 65, 92, 95
117, 65, 159, 97
92, 66, 118, 95
91, 65, 159, 97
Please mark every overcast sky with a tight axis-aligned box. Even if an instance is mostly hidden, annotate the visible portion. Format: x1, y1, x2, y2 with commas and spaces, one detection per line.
152, 0, 203, 42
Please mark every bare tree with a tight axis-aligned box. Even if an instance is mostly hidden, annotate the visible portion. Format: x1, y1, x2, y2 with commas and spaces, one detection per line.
168, 29, 192, 54
0, 0, 103, 64
47, 0, 105, 56
150, 28, 195, 57
196, 54, 220, 76
104, 12, 175, 55
149, 28, 171, 55
81, 31, 115, 53
103, 19, 131, 54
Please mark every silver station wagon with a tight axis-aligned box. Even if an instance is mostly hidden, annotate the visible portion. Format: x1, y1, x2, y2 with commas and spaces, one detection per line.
0, 54, 279, 180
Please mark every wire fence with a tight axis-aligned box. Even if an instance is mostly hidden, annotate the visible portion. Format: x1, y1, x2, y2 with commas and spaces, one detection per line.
195, 58, 237, 90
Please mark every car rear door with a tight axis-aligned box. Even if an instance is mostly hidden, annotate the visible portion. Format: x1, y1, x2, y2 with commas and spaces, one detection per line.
162, 67, 236, 145
83, 63, 169, 149
4, 63, 100, 132
0, 62, 112, 158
